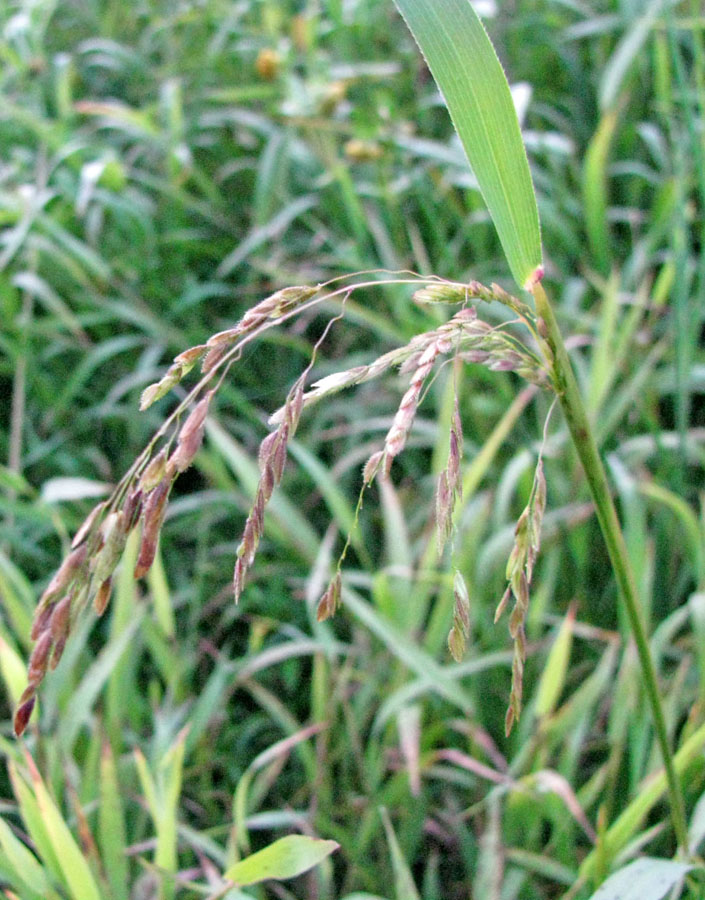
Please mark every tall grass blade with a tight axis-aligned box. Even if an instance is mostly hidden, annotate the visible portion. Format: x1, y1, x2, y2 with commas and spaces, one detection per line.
380, 808, 421, 900
7, 761, 64, 887
582, 112, 617, 275
392, 0, 543, 288
20, 755, 103, 900
599, 0, 664, 111
579, 721, 705, 879
0, 815, 53, 898
99, 741, 129, 900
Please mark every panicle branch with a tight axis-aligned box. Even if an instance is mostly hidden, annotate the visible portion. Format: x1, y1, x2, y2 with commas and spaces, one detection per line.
496, 456, 547, 736
436, 394, 463, 555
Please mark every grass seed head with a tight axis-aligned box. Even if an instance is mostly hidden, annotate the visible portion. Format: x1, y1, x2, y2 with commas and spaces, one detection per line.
207, 327, 240, 348
384, 338, 444, 465
260, 463, 275, 502
170, 402, 209, 472
208, 287, 318, 358
233, 411, 297, 601
436, 472, 452, 553
179, 393, 212, 443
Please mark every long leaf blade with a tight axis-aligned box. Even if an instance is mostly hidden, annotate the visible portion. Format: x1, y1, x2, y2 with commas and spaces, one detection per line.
223, 835, 339, 886
393, 0, 542, 289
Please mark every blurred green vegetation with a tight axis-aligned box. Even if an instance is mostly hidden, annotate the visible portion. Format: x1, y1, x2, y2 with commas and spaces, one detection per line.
0, 0, 704, 898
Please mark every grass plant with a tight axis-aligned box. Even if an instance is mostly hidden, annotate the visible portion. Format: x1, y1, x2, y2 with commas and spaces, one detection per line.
1, 1, 705, 898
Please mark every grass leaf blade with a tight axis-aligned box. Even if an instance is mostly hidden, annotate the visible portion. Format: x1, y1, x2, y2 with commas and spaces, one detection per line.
223, 835, 339, 886
393, 0, 542, 289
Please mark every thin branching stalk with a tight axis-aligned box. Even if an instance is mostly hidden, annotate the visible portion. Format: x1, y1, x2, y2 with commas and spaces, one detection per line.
531, 280, 689, 854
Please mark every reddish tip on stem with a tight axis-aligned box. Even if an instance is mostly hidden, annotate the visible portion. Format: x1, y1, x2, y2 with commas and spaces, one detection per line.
524, 265, 544, 291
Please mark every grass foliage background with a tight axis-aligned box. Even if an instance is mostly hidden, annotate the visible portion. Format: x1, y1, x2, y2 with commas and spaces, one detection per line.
0, 0, 704, 897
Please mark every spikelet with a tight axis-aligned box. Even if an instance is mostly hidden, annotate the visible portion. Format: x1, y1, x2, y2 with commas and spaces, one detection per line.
13, 696, 35, 736
34, 543, 87, 616
93, 578, 113, 616
206, 286, 318, 352
49, 593, 72, 669
49, 594, 71, 643
71, 501, 106, 549
173, 344, 207, 369
123, 488, 143, 530
140, 366, 184, 411
362, 450, 385, 486
91, 511, 127, 582
27, 631, 52, 689
169, 391, 212, 472
316, 572, 342, 622
139, 448, 168, 493
139, 345, 207, 411
134, 478, 172, 579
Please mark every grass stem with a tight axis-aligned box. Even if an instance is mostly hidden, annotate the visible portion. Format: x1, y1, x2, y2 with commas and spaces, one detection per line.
531, 281, 689, 855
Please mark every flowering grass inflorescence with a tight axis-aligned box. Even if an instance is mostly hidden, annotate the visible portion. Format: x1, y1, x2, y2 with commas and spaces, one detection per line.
16, 273, 552, 737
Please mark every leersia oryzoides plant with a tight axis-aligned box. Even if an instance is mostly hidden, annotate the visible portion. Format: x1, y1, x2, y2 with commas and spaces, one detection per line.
14, 0, 691, 883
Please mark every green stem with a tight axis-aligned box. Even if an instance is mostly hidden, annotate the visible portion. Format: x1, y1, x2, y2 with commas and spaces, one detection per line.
532, 281, 689, 854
